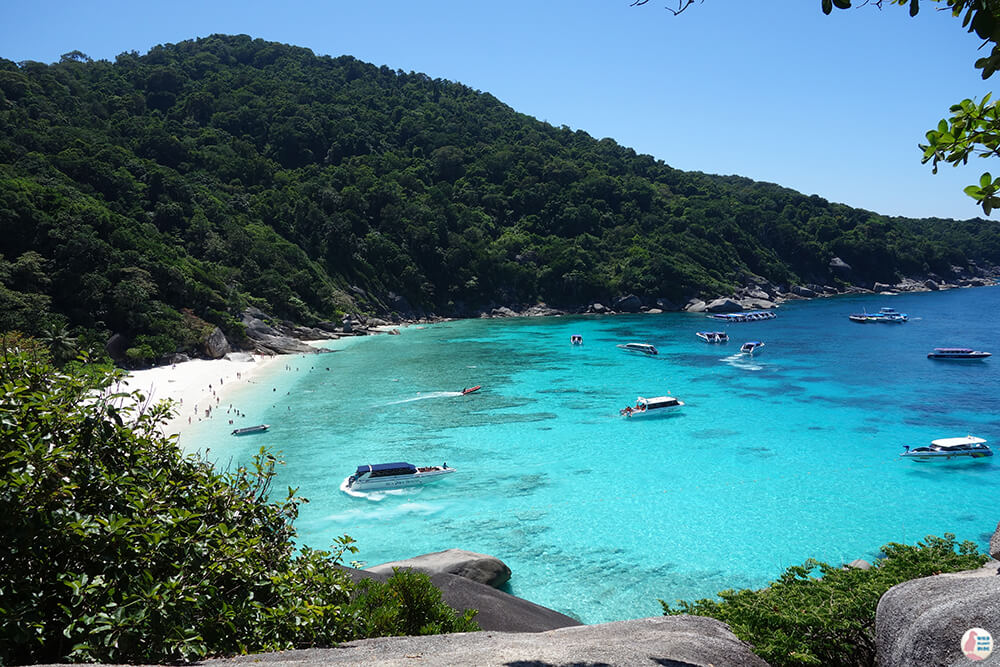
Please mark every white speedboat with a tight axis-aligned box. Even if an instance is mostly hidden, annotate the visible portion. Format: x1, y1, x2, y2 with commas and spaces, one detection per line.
620, 395, 684, 417
900, 436, 992, 461
740, 341, 765, 355
232, 424, 269, 436
617, 342, 658, 355
346, 462, 455, 491
697, 331, 729, 343
927, 347, 991, 360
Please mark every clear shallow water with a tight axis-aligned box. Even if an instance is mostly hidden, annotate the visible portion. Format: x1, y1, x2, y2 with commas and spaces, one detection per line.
184, 287, 1000, 624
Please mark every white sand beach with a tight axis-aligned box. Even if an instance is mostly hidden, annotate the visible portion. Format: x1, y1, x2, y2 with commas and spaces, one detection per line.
123, 353, 285, 438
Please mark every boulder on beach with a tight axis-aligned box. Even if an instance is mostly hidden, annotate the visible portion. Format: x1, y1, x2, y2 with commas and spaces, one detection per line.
705, 297, 744, 313
790, 284, 818, 298
203, 327, 231, 359
614, 294, 643, 313
685, 299, 708, 313
875, 561, 1000, 667
365, 549, 512, 588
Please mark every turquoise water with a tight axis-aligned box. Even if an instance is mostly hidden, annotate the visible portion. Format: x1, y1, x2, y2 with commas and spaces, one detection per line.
184, 287, 1000, 624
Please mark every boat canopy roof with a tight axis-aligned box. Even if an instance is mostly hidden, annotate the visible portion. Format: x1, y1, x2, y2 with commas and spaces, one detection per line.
930, 436, 987, 448
637, 395, 679, 407
932, 348, 975, 353
356, 462, 417, 475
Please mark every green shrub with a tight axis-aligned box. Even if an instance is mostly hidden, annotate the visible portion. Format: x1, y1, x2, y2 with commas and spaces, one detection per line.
0, 333, 478, 664
661, 534, 988, 667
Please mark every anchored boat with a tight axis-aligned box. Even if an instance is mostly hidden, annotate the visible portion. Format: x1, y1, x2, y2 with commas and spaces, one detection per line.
231, 424, 269, 436
927, 347, 991, 360
900, 436, 992, 461
617, 342, 659, 355
620, 395, 684, 417
345, 462, 455, 491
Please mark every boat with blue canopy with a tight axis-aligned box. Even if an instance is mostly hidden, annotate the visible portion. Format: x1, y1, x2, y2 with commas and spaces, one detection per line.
345, 462, 455, 491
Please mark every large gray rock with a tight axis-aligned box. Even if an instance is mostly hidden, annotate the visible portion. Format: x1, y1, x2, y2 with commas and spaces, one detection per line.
685, 298, 708, 313
829, 256, 852, 275
790, 284, 818, 298
705, 297, 744, 313
875, 561, 1000, 667
365, 549, 512, 588
201, 615, 769, 667
339, 567, 579, 633
203, 327, 230, 359
614, 294, 643, 313
991, 520, 1000, 560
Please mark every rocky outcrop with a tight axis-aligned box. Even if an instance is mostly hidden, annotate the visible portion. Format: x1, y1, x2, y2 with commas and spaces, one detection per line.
614, 294, 643, 313
829, 256, 852, 276
339, 567, 579, 633
790, 284, 818, 298
365, 549, 512, 588
202, 615, 769, 667
203, 326, 231, 359
242, 309, 324, 355
991, 520, 1000, 560
875, 561, 1000, 667
705, 297, 744, 313
685, 298, 708, 313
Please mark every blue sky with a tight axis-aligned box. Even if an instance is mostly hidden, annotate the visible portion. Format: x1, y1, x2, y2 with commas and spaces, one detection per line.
2, 0, 994, 220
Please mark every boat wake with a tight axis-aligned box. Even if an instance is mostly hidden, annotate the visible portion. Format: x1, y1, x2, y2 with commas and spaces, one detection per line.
721, 354, 763, 371
384, 391, 463, 405
339, 476, 413, 500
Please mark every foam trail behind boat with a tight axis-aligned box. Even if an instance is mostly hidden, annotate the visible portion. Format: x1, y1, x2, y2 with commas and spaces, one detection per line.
384, 391, 463, 405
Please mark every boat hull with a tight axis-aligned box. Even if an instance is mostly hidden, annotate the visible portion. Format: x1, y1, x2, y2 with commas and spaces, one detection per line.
347, 468, 455, 491
900, 450, 992, 461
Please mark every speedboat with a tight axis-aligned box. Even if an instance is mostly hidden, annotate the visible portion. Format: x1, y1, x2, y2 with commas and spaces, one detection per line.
346, 462, 455, 491
707, 311, 776, 323
696, 331, 729, 343
740, 341, 765, 355
927, 348, 991, 360
620, 395, 684, 417
231, 424, 269, 436
617, 342, 659, 355
900, 436, 992, 461
849, 307, 908, 323
571, 334, 583, 345
461, 385, 482, 395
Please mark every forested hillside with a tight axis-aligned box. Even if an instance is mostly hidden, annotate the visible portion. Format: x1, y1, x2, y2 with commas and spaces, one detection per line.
2, 34, 999, 363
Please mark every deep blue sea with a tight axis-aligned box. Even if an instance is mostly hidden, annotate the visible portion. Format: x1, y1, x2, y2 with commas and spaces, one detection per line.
183, 287, 1000, 624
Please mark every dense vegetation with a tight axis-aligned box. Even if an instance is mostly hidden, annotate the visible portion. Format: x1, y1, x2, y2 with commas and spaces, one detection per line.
0, 333, 478, 664
661, 534, 989, 666
2, 34, 1000, 363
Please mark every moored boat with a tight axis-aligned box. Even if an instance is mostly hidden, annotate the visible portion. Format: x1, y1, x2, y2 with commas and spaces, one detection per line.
696, 331, 729, 343
231, 424, 269, 436
620, 395, 684, 417
849, 307, 908, 323
900, 436, 992, 461
927, 347, 991, 360
346, 462, 455, 491
617, 342, 659, 355
739, 341, 765, 355
707, 310, 776, 323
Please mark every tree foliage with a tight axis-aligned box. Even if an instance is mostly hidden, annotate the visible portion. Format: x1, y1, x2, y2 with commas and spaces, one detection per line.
2, 34, 1000, 364
0, 333, 477, 664
661, 533, 989, 667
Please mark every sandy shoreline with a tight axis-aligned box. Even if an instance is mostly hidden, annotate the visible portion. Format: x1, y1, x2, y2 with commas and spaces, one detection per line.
123, 353, 286, 438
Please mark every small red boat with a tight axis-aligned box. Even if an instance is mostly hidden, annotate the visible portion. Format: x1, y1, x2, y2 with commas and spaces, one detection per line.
461, 385, 481, 395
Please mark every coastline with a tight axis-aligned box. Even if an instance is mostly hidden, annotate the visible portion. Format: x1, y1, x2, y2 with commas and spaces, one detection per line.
123, 353, 286, 439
